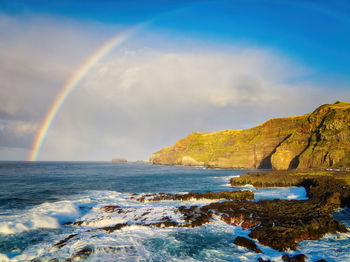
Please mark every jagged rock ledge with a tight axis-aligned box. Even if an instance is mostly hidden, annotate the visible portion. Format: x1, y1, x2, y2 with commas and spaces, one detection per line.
57, 170, 350, 253
131, 190, 254, 202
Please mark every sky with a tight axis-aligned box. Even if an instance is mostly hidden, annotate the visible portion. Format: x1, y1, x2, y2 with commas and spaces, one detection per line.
0, 0, 349, 161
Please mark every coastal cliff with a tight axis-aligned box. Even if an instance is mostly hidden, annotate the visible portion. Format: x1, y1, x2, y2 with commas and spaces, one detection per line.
150, 101, 350, 170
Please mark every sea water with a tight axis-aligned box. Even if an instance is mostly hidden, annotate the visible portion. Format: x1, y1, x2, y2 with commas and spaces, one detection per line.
0, 162, 348, 261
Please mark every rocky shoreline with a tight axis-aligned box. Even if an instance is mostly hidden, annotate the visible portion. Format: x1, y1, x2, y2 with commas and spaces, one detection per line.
42, 169, 350, 262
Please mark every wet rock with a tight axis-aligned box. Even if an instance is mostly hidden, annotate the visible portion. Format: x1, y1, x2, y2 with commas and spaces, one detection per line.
178, 206, 212, 227
234, 236, 262, 253
54, 170, 349, 253
134, 190, 254, 202
176, 198, 347, 251
147, 216, 179, 227
100, 205, 123, 213
53, 234, 78, 249
258, 258, 271, 262
281, 254, 307, 262
71, 246, 93, 261
230, 170, 350, 208
149, 221, 179, 227
99, 223, 129, 233
64, 221, 84, 226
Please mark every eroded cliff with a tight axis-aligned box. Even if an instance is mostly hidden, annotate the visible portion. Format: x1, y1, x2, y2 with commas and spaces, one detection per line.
150, 101, 350, 170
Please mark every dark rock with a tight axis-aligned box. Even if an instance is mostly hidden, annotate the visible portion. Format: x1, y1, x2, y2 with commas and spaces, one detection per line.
176, 198, 348, 251
56, 170, 348, 253
100, 205, 122, 213
71, 246, 93, 261
258, 258, 271, 262
53, 234, 78, 249
48, 259, 59, 262
234, 236, 262, 253
230, 170, 350, 208
134, 190, 254, 202
148, 221, 179, 227
282, 254, 307, 262
99, 223, 129, 233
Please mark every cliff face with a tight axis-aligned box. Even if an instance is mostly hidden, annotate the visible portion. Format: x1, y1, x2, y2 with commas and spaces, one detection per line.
150, 101, 350, 170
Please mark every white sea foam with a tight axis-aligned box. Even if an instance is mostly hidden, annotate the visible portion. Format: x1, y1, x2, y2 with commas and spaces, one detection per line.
0, 200, 82, 234
0, 253, 10, 261
215, 175, 240, 186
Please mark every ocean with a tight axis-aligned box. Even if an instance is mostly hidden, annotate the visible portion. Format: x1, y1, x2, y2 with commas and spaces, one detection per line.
0, 162, 349, 261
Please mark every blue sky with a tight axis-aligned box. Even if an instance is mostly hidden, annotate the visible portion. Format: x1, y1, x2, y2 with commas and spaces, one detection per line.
2, 0, 350, 84
0, 0, 349, 160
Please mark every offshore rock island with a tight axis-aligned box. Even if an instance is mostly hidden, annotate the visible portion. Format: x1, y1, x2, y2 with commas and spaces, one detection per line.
150, 101, 350, 170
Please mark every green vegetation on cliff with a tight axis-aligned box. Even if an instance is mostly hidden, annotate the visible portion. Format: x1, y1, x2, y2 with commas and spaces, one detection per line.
150, 101, 350, 170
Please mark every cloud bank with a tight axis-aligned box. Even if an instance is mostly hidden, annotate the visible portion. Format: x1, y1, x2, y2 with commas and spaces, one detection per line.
1, 13, 349, 160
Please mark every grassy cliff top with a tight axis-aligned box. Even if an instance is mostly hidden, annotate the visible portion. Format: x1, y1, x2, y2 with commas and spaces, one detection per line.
181, 101, 350, 138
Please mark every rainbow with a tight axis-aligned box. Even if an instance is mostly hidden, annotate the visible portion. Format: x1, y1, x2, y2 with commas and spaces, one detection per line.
28, 25, 142, 161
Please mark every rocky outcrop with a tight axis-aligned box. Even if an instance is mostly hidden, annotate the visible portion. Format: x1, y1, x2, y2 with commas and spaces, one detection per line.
281, 254, 307, 262
112, 158, 127, 163
230, 170, 350, 207
150, 101, 350, 170
234, 236, 262, 253
131, 190, 254, 202
61, 170, 349, 252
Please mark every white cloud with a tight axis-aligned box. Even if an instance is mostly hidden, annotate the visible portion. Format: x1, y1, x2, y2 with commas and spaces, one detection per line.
0, 120, 37, 148
1, 13, 350, 161
40, 47, 350, 161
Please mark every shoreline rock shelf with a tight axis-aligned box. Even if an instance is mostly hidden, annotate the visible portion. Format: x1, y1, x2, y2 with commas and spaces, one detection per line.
58, 170, 349, 254
131, 190, 254, 202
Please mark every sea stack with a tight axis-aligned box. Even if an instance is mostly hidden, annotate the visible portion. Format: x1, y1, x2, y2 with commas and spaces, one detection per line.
112, 158, 127, 163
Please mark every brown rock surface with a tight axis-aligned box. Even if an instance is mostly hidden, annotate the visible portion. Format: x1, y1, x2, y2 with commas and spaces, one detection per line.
234, 236, 262, 253
133, 190, 254, 202
58, 171, 350, 253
